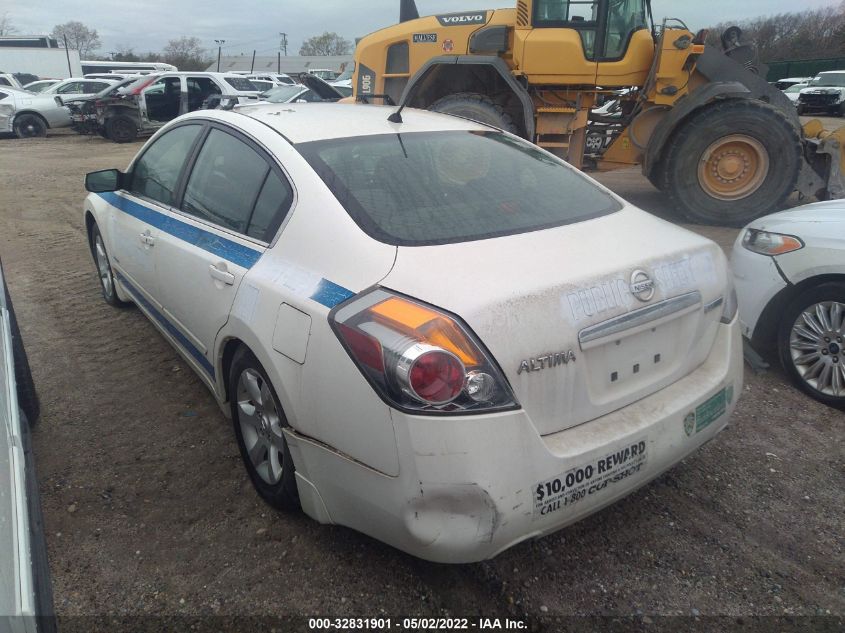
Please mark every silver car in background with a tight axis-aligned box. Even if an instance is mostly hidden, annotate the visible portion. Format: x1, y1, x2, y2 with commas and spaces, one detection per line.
0, 258, 54, 631
0, 88, 71, 138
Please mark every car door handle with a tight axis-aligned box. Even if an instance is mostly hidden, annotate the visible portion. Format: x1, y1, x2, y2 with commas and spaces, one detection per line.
209, 264, 235, 286
139, 233, 155, 247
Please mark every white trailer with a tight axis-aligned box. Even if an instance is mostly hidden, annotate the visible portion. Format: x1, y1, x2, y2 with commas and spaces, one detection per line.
0, 47, 82, 79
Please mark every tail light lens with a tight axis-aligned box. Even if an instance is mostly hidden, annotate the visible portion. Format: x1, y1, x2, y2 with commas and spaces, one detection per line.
330, 288, 519, 414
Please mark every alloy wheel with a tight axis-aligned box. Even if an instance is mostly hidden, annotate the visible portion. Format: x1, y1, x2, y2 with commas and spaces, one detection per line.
94, 234, 113, 297
789, 301, 845, 397
236, 368, 285, 485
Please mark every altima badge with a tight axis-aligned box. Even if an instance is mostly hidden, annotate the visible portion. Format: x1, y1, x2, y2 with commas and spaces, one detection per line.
518, 351, 577, 375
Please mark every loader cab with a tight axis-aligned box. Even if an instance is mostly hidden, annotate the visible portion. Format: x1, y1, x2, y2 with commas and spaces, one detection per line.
515, 0, 655, 86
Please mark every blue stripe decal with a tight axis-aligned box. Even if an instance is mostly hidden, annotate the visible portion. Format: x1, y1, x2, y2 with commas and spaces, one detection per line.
311, 278, 355, 308
98, 192, 262, 269
115, 272, 215, 379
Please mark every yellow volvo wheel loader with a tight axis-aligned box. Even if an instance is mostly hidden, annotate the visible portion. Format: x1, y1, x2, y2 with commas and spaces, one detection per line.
352, 0, 843, 226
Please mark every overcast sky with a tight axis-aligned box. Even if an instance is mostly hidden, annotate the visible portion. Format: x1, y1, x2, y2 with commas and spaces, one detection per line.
5, 0, 841, 57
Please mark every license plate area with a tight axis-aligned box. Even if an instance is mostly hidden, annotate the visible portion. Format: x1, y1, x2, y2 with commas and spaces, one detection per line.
587, 319, 681, 395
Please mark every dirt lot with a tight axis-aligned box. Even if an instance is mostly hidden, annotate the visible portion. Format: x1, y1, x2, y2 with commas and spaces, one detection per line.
0, 129, 843, 631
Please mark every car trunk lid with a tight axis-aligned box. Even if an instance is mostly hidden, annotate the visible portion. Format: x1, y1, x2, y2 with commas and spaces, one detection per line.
380, 206, 729, 435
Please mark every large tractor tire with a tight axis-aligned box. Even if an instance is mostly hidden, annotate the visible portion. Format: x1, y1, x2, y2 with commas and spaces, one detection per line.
429, 93, 518, 134
659, 99, 802, 227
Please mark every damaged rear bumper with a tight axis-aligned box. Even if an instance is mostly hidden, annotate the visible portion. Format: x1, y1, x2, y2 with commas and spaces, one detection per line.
285, 318, 743, 563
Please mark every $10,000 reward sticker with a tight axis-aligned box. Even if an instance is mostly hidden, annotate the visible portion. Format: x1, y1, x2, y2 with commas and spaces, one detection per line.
533, 438, 648, 519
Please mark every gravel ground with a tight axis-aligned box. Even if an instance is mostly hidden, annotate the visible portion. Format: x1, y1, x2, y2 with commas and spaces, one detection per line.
0, 129, 842, 631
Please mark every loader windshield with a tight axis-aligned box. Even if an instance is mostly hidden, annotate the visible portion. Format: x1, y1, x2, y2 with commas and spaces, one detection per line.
533, 0, 649, 60
297, 130, 622, 246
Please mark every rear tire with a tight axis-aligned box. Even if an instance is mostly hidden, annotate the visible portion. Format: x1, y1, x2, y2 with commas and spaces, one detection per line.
13, 114, 47, 138
429, 93, 518, 134
660, 100, 801, 227
229, 348, 300, 511
778, 282, 845, 409
796, 104, 806, 116
105, 115, 138, 143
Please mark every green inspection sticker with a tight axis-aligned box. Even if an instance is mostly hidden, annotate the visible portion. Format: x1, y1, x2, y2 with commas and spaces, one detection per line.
695, 388, 727, 433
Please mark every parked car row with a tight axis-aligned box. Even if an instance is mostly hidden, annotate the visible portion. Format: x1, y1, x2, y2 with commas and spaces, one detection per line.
1, 71, 345, 142
778, 71, 845, 117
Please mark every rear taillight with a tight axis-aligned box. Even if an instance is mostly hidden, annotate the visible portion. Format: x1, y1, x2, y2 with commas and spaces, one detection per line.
330, 289, 518, 414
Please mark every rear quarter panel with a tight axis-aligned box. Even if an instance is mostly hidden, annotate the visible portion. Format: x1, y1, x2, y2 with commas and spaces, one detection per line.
210, 114, 401, 475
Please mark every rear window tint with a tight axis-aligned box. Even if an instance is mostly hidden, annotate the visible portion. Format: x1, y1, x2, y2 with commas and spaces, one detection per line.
297, 131, 622, 246
224, 77, 258, 91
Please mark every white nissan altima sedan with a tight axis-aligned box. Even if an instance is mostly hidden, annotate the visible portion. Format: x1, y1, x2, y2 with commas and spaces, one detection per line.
82, 104, 742, 563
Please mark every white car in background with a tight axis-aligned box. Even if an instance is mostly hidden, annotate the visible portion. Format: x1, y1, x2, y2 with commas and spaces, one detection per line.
42, 77, 119, 103
733, 203, 845, 407
21, 80, 60, 94
82, 104, 741, 563
246, 73, 297, 86
782, 83, 808, 105
0, 87, 72, 138
0, 257, 54, 631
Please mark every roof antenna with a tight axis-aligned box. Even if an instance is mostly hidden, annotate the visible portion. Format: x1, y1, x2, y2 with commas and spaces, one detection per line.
387, 101, 406, 123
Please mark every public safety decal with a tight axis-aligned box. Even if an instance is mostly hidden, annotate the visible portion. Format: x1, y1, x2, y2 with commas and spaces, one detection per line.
533, 438, 648, 519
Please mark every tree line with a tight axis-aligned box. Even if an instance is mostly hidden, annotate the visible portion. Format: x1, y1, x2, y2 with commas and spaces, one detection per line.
706, 2, 845, 62
1, 13, 353, 71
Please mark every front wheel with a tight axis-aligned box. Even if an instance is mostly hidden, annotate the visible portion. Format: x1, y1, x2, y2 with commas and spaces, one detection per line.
429, 93, 519, 134
660, 100, 801, 227
13, 114, 47, 138
89, 224, 129, 307
778, 283, 845, 409
229, 349, 300, 510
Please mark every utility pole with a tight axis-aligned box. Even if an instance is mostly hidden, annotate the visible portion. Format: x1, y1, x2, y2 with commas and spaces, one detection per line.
279, 32, 288, 56
214, 39, 226, 72
62, 35, 72, 77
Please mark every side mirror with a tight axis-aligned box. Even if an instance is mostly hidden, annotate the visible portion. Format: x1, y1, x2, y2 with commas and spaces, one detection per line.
85, 169, 124, 193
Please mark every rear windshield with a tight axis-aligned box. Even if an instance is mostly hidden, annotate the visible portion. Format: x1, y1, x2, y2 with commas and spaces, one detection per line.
264, 85, 304, 103
297, 131, 622, 246
225, 77, 258, 91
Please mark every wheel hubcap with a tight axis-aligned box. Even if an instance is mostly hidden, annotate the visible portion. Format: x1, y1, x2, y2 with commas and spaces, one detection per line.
698, 134, 770, 201
94, 235, 113, 297
237, 368, 284, 485
790, 301, 845, 397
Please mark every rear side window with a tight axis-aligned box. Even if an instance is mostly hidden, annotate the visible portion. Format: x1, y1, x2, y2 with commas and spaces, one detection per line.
182, 129, 271, 234
0, 91, 7, 101
297, 130, 621, 246
56, 82, 81, 94
247, 172, 294, 242
130, 124, 203, 206
224, 77, 258, 91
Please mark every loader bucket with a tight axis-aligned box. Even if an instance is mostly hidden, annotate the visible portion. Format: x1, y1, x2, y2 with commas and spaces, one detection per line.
803, 120, 845, 200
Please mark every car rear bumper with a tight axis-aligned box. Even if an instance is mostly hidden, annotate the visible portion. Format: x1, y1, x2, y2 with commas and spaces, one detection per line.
286, 317, 743, 563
